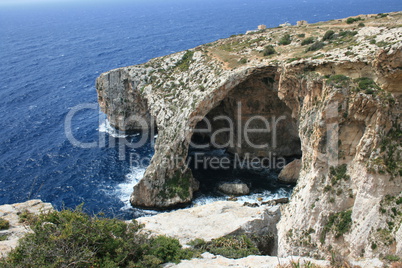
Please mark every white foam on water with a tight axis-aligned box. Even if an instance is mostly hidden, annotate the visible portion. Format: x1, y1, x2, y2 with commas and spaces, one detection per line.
116, 167, 145, 211
192, 188, 291, 206
98, 119, 128, 138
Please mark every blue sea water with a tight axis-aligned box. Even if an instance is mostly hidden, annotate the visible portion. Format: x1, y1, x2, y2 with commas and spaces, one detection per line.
0, 0, 401, 219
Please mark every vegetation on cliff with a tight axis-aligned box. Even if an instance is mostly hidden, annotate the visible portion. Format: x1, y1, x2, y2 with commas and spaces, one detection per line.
0, 207, 197, 268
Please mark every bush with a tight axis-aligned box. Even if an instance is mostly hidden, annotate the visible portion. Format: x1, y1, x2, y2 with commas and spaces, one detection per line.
377, 13, 388, 18
321, 210, 353, 243
278, 34, 292, 45
238, 58, 247, 64
354, 77, 380, 94
306, 41, 325, 52
346, 17, 362, 24
297, 33, 305, 38
322, 30, 335, 41
301, 37, 315, 46
329, 164, 350, 185
148, 236, 194, 264
0, 234, 8, 241
339, 30, 358, 38
327, 74, 350, 88
176, 50, 194, 71
263, 45, 276, 56
1, 206, 196, 267
385, 255, 400, 262
358, 22, 365, 27
190, 235, 260, 259
0, 218, 10, 230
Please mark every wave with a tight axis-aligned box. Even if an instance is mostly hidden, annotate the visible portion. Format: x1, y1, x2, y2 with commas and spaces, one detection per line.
98, 119, 128, 138
116, 167, 145, 211
192, 188, 292, 206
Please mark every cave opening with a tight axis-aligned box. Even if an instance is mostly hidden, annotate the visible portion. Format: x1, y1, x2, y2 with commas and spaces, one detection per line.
188, 69, 302, 204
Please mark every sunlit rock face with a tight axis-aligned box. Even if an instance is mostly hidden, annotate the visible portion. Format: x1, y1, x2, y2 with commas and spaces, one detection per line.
97, 12, 402, 259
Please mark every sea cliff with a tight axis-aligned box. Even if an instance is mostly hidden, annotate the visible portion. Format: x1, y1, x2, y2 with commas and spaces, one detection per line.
96, 12, 402, 259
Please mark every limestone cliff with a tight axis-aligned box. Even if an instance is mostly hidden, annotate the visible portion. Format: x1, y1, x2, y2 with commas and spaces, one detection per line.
96, 12, 402, 259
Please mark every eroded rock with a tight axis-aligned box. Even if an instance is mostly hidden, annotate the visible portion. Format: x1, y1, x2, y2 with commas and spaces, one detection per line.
218, 182, 250, 196
136, 201, 280, 253
278, 159, 301, 184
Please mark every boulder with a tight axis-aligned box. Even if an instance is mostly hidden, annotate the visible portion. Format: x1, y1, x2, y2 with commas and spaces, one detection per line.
218, 182, 250, 196
136, 201, 280, 250
278, 159, 301, 184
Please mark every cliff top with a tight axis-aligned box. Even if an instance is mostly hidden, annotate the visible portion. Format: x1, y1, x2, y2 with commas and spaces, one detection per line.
132, 11, 402, 72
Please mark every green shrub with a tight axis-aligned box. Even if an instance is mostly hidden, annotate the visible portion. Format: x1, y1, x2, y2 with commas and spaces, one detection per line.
176, 50, 194, 71
301, 37, 315, 46
18, 210, 35, 224
339, 30, 358, 37
358, 22, 365, 27
263, 45, 276, 56
354, 77, 380, 94
329, 164, 350, 185
238, 58, 247, 64
148, 236, 194, 264
1, 206, 195, 267
322, 30, 335, 41
346, 17, 362, 24
306, 41, 325, 52
377, 13, 388, 18
278, 34, 292, 45
321, 210, 353, 243
327, 74, 350, 88
0, 218, 10, 230
384, 255, 400, 262
0, 234, 8, 241
376, 41, 390, 47
190, 235, 260, 259
297, 33, 306, 38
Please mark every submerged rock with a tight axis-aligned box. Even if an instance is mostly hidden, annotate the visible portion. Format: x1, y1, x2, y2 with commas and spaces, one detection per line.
278, 159, 301, 184
218, 182, 250, 196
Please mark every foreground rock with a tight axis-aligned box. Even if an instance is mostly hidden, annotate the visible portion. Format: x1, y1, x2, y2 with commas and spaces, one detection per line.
0, 200, 53, 257
168, 253, 385, 268
218, 182, 250, 196
278, 159, 301, 184
137, 201, 280, 252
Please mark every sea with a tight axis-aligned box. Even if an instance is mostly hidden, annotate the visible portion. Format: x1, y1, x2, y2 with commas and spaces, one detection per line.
0, 0, 401, 219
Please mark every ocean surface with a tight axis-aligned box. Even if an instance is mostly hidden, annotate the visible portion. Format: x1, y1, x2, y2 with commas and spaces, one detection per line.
1, 0, 401, 219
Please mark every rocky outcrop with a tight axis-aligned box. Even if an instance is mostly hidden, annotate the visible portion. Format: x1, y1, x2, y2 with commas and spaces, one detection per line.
278, 159, 301, 183
218, 182, 250, 196
168, 254, 384, 268
0, 200, 53, 257
97, 12, 402, 259
136, 201, 280, 253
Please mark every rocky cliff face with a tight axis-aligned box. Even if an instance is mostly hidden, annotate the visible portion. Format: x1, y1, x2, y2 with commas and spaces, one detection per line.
96, 12, 402, 259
